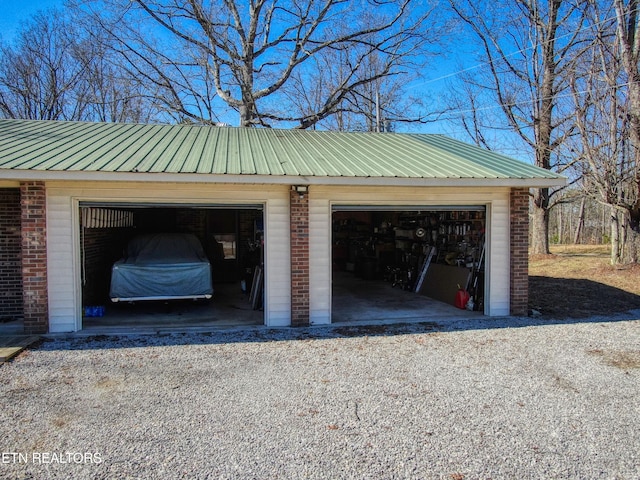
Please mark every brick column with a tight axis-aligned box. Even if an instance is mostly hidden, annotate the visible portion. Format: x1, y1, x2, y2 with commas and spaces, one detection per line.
20, 182, 49, 334
510, 188, 529, 316
290, 186, 310, 326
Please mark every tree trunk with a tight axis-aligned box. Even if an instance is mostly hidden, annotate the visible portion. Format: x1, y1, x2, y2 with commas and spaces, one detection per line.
530, 188, 549, 254
556, 203, 562, 244
531, 200, 549, 254
622, 209, 640, 263
573, 197, 586, 244
625, 228, 640, 263
611, 207, 621, 264
600, 205, 607, 243
239, 104, 251, 127
615, 0, 640, 263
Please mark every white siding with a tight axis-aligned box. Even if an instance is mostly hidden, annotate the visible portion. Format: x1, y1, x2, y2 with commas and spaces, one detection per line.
47, 194, 79, 332
486, 198, 510, 316
263, 196, 291, 326
309, 197, 332, 325
309, 185, 512, 320
45, 181, 290, 332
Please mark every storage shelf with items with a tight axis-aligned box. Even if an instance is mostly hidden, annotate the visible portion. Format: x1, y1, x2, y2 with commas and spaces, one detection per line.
432, 210, 485, 268
331, 207, 486, 310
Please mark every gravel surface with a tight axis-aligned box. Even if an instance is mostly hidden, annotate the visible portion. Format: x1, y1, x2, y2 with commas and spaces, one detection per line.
1, 314, 639, 479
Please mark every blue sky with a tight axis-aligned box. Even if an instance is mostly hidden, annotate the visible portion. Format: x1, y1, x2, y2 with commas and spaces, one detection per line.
0, 0, 65, 42
0, 0, 481, 139
0, 1, 488, 138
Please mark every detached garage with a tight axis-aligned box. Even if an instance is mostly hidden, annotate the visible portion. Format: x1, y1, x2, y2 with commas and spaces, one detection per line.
0, 119, 565, 334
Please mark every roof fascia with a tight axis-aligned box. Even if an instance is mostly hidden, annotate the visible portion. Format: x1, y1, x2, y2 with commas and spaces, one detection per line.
0, 169, 567, 188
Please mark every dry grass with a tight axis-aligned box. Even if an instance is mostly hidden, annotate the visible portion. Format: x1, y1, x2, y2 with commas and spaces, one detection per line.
587, 349, 640, 370
547, 244, 610, 256
529, 244, 640, 318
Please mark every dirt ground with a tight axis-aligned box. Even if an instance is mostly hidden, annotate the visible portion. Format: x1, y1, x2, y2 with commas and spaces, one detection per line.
529, 244, 640, 318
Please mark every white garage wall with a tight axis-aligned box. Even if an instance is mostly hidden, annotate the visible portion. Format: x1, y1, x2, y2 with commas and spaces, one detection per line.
309, 196, 332, 326
47, 192, 78, 333
309, 185, 512, 324
46, 181, 291, 332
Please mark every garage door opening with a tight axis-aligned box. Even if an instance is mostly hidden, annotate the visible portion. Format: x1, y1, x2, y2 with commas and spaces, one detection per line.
79, 204, 264, 332
332, 207, 486, 323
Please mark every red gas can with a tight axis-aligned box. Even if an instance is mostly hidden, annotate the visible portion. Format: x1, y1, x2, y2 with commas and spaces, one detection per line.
455, 286, 470, 309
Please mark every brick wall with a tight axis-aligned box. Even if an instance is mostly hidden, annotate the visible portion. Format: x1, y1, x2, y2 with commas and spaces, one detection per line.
20, 182, 49, 334
176, 208, 207, 241
290, 187, 309, 326
510, 188, 529, 316
82, 227, 133, 305
0, 188, 23, 321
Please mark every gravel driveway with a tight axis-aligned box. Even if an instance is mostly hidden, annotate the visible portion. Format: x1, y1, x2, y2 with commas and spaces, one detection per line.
1, 315, 639, 479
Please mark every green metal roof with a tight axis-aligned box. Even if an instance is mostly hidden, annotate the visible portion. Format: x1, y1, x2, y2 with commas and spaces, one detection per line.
0, 119, 564, 185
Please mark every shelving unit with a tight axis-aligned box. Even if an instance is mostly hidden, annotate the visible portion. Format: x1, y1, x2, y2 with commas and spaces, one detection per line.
332, 208, 486, 310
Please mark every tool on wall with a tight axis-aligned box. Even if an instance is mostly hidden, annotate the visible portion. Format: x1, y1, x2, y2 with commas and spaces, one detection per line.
414, 245, 436, 293
249, 264, 264, 310
414, 227, 427, 240
467, 235, 485, 310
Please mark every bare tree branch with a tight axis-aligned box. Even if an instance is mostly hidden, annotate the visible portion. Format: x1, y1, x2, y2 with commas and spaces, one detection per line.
75, 0, 442, 128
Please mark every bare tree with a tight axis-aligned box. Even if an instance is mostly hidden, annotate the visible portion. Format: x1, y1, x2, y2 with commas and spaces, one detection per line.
76, 26, 162, 123
0, 8, 157, 122
447, 0, 587, 254
548, 190, 609, 245
75, 0, 440, 128
567, 0, 640, 264
612, 0, 640, 262
573, 196, 586, 244
0, 10, 88, 120
285, 48, 432, 131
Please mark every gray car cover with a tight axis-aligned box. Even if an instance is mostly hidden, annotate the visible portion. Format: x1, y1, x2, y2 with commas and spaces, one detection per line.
110, 233, 213, 301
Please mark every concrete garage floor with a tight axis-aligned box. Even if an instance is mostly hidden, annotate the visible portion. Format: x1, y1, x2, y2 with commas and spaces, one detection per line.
1, 272, 480, 336
332, 271, 481, 323
83, 282, 263, 334
84, 272, 475, 334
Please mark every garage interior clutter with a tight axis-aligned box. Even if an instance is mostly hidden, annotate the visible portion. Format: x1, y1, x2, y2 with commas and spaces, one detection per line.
79, 204, 486, 327
333, 208, 486, 311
